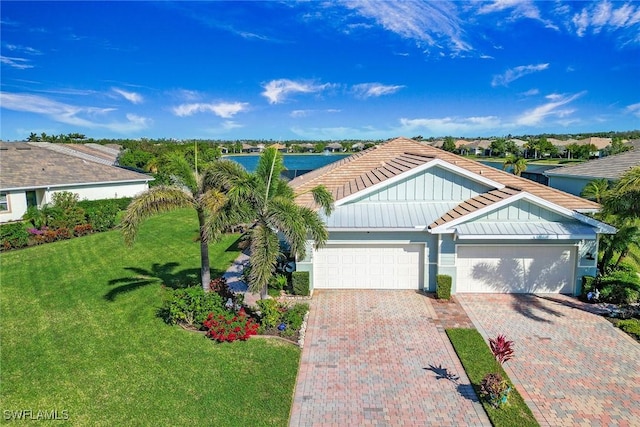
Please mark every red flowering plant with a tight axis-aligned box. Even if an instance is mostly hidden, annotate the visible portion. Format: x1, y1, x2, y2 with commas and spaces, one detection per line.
203, 308, 259, 343
489, 334, 514, 365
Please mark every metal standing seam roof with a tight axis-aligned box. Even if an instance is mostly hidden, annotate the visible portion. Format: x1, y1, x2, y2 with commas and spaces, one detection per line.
290, 138, 600, 224
321, 202, 460, 229
544, 143, 640, 180
0, 142, 151, 190
453, 221, 598, 239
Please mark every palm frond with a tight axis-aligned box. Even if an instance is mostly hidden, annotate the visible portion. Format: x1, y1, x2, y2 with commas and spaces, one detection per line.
247, 223, 280, 294
121, 186, 195, 246
163, 152, 198, 194
255, 147, 284, 202
298, 207, 329, 251
265, 197, 307, 257
309, 185, 334, 216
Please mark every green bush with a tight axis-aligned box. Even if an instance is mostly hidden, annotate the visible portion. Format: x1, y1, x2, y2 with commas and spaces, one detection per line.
292, 271, 309, 296
436, 275, 452, 300
160, 287, 225, 329
617, 319, 640, 340
0, 222, 30, 251
598, 271, 640, 304
78, 198, 130, 231
256, 300, 309, 338
581, 275, 596, 298
269, 273, 288, 291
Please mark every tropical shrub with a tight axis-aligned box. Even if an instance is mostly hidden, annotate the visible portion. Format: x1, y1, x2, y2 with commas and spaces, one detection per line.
269, 273, 289, 291
0, 222, 30, 251
73, 224, 93, 237
598, 270, 640, 304
256, 299, 309, 338
617, 319, 640, 340
203, 309, 259, 342
81, 200, 120, 231
436, 275, 452, 300
161, 287, 225, 329
209, 277, 235, 302
479, 372, 510, 408
292, 271, 310, 296
581, 275, 596, 299
489, 335, 514, 365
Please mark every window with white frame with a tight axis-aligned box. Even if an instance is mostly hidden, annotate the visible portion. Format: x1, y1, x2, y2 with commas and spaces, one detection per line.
0, 192, 8, 211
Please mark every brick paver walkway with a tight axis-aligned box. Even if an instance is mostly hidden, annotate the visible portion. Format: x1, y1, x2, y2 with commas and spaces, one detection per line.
289, 290, 490, 426
458, 294, 640, 427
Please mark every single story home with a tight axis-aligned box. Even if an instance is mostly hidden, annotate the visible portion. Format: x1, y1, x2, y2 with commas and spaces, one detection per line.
544, 143, 639, 196
290, 137, 615, 295
0, 142, 152, 223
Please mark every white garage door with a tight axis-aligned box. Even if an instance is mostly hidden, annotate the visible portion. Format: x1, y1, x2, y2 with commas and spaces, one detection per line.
456, 245, 576, 293
313, 244, 423, 289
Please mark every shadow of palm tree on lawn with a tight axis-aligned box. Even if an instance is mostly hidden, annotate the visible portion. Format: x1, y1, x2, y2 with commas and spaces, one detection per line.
105, 262, 226, 301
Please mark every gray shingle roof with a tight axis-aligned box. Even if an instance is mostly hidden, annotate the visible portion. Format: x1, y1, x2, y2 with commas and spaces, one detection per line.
544, 144, 640, 180
0, 142, 151, 190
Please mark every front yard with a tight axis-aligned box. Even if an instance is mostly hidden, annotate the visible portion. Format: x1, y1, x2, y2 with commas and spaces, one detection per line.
0, 210, 300, 426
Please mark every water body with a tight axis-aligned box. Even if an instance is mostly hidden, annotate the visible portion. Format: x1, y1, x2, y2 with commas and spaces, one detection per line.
225, 153, 350, 172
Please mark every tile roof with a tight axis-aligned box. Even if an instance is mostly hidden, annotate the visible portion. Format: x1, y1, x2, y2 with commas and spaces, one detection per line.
0, 141, 151, 190
545, 143, 640, 180
290, 137, 600, 216
27, 141, 118, 165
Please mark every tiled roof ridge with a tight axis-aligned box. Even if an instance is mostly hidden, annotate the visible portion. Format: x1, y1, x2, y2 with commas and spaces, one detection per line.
27, 141, 114, 166
429, 187, 523, 229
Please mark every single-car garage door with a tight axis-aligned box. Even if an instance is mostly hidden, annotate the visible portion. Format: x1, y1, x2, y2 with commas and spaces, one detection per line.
456, 245, 576, 293
313, 244, 423, 289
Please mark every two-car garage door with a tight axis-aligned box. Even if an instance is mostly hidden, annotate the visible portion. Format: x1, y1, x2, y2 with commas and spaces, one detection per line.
456, 245, 576, 293
313, 244, 423, 289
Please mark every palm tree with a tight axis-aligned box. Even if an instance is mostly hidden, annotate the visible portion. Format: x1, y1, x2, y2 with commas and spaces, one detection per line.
603, 166, 640, 219
581, 179, 610, 203
120, 152, 230, 290
206, 147, 333, 298
502, 155, 527, 176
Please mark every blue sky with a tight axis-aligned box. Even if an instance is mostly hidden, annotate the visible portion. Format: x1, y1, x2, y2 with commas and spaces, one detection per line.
1, 1, 639, 141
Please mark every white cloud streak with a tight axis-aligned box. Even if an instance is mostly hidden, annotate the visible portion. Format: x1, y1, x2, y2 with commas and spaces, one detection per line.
491, 63, 549, 87
571, 1, 640, 42
261, 79, 332, 104
172, 101, 249, 118
515, 92, 585, 126
112, 88, 144, 104
351, 83, 404, 98
1, 55, 33, 69
342, 0, 471, 54
0, 92, 150, 133
626, 103, 640, 118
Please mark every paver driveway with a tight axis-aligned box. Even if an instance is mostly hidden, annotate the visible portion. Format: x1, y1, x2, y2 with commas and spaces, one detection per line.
458, 294, 640, 427
289, 290, 490, 426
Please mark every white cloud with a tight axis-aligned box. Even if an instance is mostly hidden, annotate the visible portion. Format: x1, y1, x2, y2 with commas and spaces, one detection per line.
342, 1, 472, 54
0, 91, 150, 133
521, 88, 540, 96
491, 63, 549, 87
399, 115, 501, 134
4, 44, 42, 55
626, 103, 640, 118
515, 91, 585, 126
290, 108, 341, 118
172, 101, 249, 118
112, 88, 144, 104
477, 0, 557, 29
261, 79, 332, 104
1, 55, 33, 69
571, 1, 640, 40
351, 83, 404, 98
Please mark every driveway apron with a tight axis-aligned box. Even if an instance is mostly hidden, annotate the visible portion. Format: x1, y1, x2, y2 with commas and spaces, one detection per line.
458, 294, 640, 427
289, 290, 490, 426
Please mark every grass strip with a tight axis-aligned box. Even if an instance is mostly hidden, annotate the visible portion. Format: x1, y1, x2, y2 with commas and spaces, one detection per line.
446, 328, 538, 427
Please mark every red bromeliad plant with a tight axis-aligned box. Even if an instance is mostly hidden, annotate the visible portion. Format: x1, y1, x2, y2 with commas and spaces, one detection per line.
203, 308, 259, 342
489, 334, 514, 365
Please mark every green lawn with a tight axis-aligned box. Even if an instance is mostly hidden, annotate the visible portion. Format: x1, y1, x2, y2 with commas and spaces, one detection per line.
446, 329, 538, 427
0, 210, 300, 426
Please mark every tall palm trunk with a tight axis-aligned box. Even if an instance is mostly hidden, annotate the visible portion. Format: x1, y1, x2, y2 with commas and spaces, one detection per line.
197, 207, 211, 291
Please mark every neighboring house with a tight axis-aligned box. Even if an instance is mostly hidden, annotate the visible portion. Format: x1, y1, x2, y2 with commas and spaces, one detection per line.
241, 143, 263, 153
290, 137, 614, 296
269, 143, 288, 153
324, 142, 344, 153
351, 142, 365, 152
0, 142, 152, 223
544, 143, 640, 196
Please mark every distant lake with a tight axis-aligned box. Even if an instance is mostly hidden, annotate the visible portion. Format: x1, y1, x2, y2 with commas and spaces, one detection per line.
224, 153, 350, 172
